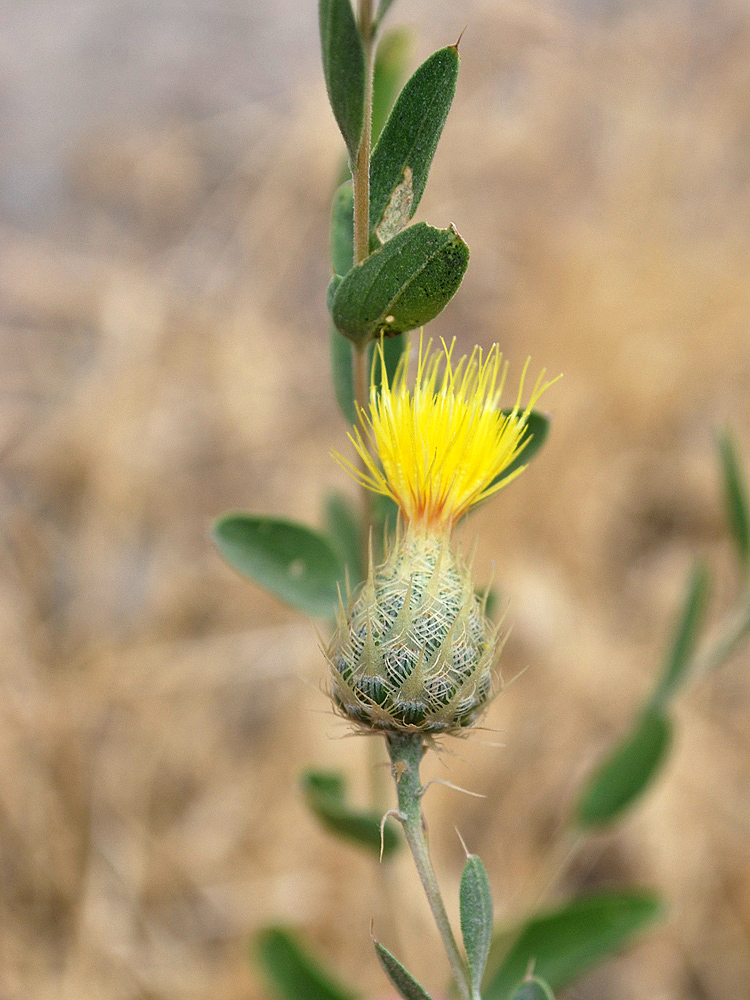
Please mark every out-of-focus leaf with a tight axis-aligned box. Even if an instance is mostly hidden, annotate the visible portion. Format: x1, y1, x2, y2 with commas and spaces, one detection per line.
717, 430, 750, 570
489, 411, 550, 489
331, 222, 469, 345
372, 493, 401, 551
301, 770, 400, 857
509, 980, 555, 1000
651, 561, 709, 706
373, 939, 435, 1000
482, 586, 499, 622
370, 46, 459, 239
460, 853, 494, 994
576, 707, 672, 828
372, 29, 412, 144
324, 492, 363, 585
330, 326, 357, 424
374, 0, 399, 29
331, 180, 354, 276
371, 333, 407, 391
319, 0, 365, 158
254, 927, 359, 1000
482, 892, 663, 1000
213, 514, 343, 618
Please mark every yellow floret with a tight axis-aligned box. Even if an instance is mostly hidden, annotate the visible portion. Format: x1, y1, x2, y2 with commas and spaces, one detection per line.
337, 336, 558, 531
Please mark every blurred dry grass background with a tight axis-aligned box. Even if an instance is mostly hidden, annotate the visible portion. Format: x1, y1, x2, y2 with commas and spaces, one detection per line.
2, 0, 750, 997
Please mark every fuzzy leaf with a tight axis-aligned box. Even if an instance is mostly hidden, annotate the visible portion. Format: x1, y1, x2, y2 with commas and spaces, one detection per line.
254, 927, 358, 1000
483, 892, 663, 1000
213, 514, 343, 618
331, 222, 469, 345
460, 853, 494, 994
370, 46, 459, 238
651, 561, 709, 706
373, 939, 435, 1000
301, 770, 400, 857
717, 430, 750, 570
576, 707, 672, 828
319, 0, 365, 158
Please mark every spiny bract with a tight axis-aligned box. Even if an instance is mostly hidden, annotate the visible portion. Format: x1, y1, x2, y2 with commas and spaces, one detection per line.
327, 531, 500, 733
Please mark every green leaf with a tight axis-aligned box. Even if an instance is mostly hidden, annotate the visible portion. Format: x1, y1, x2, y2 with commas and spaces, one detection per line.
324, 492, 363, 585
254, 927, 358, 1000
372, 29, 412, 144
509, 980, 555, 1000
330, 180, 354, 277
329, 326, 357, 424
370, 46, 459, 241
482, 586, 499, 622
371, 332, 407, 391
576, 707, 672, 829
331, 222, 469, 345
373, 939, 435, 1000
651, 561, 709, 706
301, 770, 400, 858
490, 411, 550, 489
213, 514, 343, 618
460, 853, 494, 994
717, 430, 750, 570
319, 0, 365, 158
374, 0, 399, 29
372, 492, 401, 553
483, 892, 663, 1000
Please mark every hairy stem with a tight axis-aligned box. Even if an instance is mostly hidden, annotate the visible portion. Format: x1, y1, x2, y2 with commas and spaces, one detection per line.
386, 733, 472, 1000
353, 0, 374, 265
352, 0, 376, 563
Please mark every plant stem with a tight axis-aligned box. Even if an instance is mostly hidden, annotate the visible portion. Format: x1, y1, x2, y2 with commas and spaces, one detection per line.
694, 585, 750, 679
353, 0, 374, 266
352, 0, 376, 565
386, 733, 472, 1000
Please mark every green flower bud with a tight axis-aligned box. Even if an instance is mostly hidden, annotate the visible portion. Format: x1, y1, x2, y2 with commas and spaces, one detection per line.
327, 530, 500, 733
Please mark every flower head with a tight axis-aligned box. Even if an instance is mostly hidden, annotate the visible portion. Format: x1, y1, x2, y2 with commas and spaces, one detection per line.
338, 336, 558, 532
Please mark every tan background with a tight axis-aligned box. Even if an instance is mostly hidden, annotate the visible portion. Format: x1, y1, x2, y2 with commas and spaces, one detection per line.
2, 0, 750, 997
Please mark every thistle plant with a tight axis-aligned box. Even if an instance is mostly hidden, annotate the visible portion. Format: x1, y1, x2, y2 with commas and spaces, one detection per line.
212, 3, 750, 999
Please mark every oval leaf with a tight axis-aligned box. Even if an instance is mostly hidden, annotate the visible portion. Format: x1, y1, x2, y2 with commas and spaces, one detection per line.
331, 222, 469, 345
254, 927, 358, 1000
213, 514, 343, 618
576, 707, 672, 828
652, 561, 709, 706
370, 47, 459, 238
301, 770, 400, 857
509, 980, 555, 1000
460, 854, 494, 994
373, 939, 435, 1000
717, 430, 750, 570
482, 892, 662, 1000
319, 0, 365, 158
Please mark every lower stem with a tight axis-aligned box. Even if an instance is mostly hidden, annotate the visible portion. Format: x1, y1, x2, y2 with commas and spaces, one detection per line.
385, 733, 472, 1000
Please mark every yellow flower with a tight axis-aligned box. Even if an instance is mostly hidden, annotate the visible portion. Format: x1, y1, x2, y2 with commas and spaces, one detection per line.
337, 336, 558, 532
